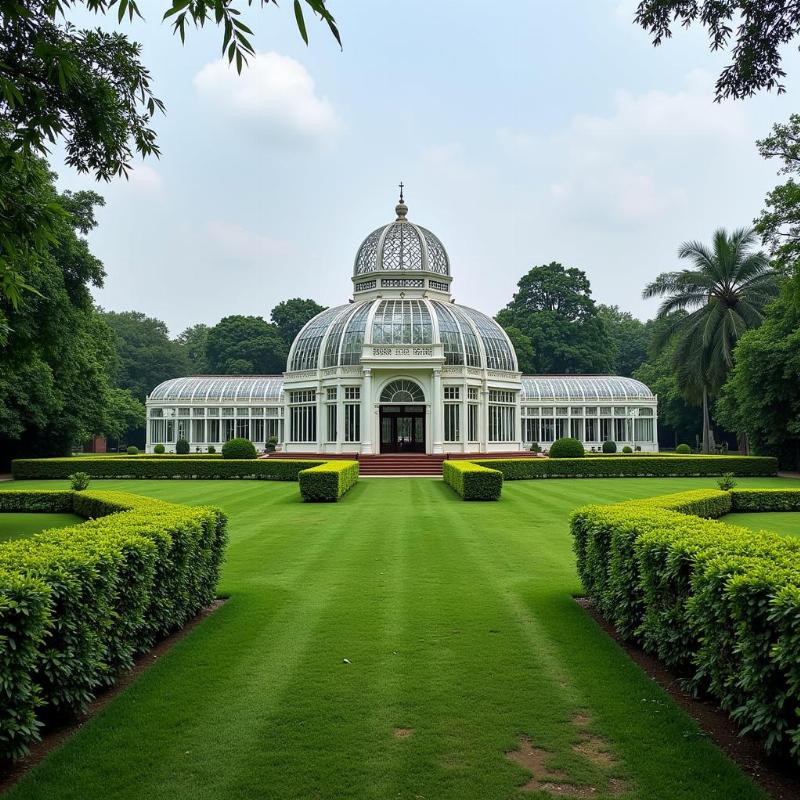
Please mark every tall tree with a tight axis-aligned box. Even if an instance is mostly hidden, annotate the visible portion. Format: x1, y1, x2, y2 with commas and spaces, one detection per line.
177, 323, 211, 374
496, 262, 613, 374
716, 289, 800, 468
643, 227, 779, 452
270, 298, 326, 348
0, 171, 122, 461
103, 310, 189, 401
205, 315, 287, 374
634, 1, 800, 100
597, 304, 649, 377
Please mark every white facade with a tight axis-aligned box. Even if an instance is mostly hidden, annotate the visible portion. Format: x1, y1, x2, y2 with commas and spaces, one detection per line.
145, 196, 658, 454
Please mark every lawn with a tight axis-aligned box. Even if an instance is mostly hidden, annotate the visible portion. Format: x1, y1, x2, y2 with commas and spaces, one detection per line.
721, 511, 800, 539
0, 511, 83, 543
4, 476, 798, 800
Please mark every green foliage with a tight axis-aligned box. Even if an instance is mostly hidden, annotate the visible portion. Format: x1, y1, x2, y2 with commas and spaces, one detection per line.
270, 298, 327, 348
496, 262, 613, 374
99, 388, 145, 441
570, 486, 800, 760
634, 1, 800, 100
622, 445, 633, 454
207, 445, 216, 454
205, 315, 287, 374
717, 473, 737, 491
675, 443, 692, 454
102, 311, 189, 402
0, 488, 227, 759
68, 472, 90, 491
643, 228, 778, 452
602, 440, 617, 453
716, 289, 800, 469
153, 443, 165, 454
175, 324, 210, 374
222, 438, 257, 459
442, 461, 503, 501
298, 461, 359, 502
175, 439, 190, 455
597, 304, 649, 377
126, 445, 139, 455
12, 457, 324, 481
469, 456, 777, 480
548, 437, 584, 459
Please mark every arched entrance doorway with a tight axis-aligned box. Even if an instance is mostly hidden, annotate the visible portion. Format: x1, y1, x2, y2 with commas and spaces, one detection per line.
379, 379, 426, 453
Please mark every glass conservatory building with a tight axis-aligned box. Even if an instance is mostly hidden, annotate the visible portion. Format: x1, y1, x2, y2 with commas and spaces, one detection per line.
146, 195, 658, 454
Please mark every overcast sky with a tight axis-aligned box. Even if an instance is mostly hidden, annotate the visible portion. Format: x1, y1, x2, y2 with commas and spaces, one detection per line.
57, 0, 800, 335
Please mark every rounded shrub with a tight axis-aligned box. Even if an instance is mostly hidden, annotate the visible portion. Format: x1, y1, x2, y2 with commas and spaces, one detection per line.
175, 438, 190, 455
126, 445, 139, 456
622, 445, 633, 454
602, 440, 617, 454
548, 437, 584, 459
68, 471, 90, 491
207, 445, 216, 454
676, 443, 692, 454
222, 438, 257, 459
153, 443, 165, 454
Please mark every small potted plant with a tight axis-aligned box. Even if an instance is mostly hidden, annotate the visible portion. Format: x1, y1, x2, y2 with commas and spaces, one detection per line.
265, 436, 278, 453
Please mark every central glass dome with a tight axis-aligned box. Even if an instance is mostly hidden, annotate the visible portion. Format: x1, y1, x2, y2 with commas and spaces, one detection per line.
288, 192, 518, 375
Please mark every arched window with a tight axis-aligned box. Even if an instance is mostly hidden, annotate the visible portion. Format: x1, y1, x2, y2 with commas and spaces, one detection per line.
380, 379, 425, 403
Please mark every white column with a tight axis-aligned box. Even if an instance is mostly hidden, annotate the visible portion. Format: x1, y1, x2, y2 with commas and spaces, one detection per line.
361, 369, 373, 454
432, 368, 443, 453
515, 394, 523, 451
336, 395, 344, 453
481, 381, 490, 452
461, 381, 469, 452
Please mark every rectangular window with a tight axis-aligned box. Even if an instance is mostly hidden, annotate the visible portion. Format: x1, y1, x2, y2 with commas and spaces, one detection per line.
207, 407, 220, 417
541, 418, 555, 442
556, 406, 568, 417
468, 404, 479, 441
600, 418, 612, 442
178, 407, 190, 417
523, 418, 539, 443
599, 407, 612, 416
250, 407, 264, 417
489, 405, 515, 442
149, 419, 166, 443
150, 408, 163, 418
207, 419, 220, 443
585, 417, 598, 442
191, 419, 205, 442
570, 407, 583, 416
634, 418, 654, 442
584, 407, 597, 416
222, 407, 235, 417
344, 404, 360, 442
177, 419, 190, 440
290, 406, 317, 442
614, 418, 626, 442
192, 408, 205, 417
223, 419, 235, 442
326, 387, 338, 401
570, 418, 583, 440
555, 418, 568, 439
444, 386, 460, 401
467, 387, 478, 401
236, 407, 249, 417
327, 404, 337, 442
265, 419, 281, 442
289, 390, 316, 403
614, 406, 626, 416
236, 419, 250, 439
489, 390, 515, 404
444, 404, 460, 442
344, 386, 360, 401
251, 418, 265, 443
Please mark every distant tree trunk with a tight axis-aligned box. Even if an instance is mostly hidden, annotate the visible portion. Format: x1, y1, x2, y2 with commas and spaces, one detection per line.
737, 431, 749, 455
702, 386, 711, 454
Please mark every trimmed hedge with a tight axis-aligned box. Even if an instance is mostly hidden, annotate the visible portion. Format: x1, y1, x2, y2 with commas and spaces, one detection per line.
12, 457, 325, 481
469, 455, 777, 480
298, 461, 359, 502
443, 460, 503, 500
548, 437, 584, 459
570, 487, 800, 762
0, 489, 227, 760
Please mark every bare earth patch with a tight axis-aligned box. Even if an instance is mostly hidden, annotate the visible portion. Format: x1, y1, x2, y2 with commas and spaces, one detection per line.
393, 727, 414, 739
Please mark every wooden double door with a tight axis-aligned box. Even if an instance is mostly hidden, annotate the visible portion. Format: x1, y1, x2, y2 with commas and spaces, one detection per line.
379, 405, 426, 453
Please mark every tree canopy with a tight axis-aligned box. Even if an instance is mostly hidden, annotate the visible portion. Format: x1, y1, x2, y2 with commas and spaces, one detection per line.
597, 304, 649, 377
205, 314, 287, 374
496, 262, 613, 374
634, 0, 800, 100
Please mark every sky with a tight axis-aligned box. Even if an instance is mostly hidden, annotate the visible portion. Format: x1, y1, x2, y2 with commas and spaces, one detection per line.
56, 0, 800, 336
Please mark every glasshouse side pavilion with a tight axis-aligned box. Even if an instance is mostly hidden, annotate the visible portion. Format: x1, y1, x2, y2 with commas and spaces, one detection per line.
146, 196, 658, 454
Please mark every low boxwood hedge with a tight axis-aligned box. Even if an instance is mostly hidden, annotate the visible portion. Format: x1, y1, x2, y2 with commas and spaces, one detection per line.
11, 457, 325, 481
470, 455, 777, 480
443, 460, 503, 500
0, 489, 227, 760
298, 461, 359, 502
570, 487, 800, 762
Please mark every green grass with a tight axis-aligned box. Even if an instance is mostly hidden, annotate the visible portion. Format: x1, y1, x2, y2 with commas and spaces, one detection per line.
5, 476, 798, 800
0, 511, 83, 543
721, 511, 800, 539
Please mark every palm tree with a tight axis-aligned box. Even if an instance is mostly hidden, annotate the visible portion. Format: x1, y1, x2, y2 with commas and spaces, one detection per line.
643, 227, 779, 453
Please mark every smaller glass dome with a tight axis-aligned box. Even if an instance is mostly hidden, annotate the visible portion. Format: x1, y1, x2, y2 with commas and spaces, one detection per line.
353, 197, 450, 277
149, 376, 284, 402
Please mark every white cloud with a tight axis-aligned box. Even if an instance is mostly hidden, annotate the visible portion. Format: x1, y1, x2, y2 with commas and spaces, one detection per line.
499, 70, 751, 225
207, 221, 293, 260
128, 164, 164, 194
193, 52, 341, 146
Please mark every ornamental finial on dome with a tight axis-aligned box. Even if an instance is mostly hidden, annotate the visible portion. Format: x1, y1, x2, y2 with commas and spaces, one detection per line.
395, 181, 408, 220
